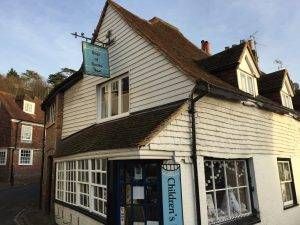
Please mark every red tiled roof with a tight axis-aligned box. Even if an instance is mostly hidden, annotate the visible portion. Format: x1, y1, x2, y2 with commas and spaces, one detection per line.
0, 91, 44, 124
92, 0, 244, 95
56, 100, 185, 157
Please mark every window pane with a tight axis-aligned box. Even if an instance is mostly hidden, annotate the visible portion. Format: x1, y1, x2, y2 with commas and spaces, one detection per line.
206, 192, 217, 223
248, 76, 254, 94
237, 161, 247, 186
226, 161, 237, 187
101, 86, 108, 118
205, 161, 213, 191
278, 163, 285, 181
282, 183, 293, 203
213, 161, 225, 189
228, 188, 240, 216
216, 190, 229, 221
111, 81, 119, 116
239, 187, 250, 214
121, 77, 129, 113
284, 163, 291, 181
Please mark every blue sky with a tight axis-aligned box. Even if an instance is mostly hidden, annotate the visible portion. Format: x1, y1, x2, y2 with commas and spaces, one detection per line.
0, 0, 300, 83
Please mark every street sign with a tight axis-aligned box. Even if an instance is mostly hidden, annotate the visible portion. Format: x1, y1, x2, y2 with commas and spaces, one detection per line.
82, 41, 110, 77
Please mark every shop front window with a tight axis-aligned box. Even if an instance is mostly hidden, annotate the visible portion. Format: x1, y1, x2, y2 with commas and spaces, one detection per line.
204, 159, 253, 224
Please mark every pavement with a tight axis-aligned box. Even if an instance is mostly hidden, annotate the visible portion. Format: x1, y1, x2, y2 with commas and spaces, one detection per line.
0, 183, 55, 225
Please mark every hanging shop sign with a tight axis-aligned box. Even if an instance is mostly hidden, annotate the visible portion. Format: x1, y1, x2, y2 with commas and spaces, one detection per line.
82, 41, 110, 77
161, 164, 184, 225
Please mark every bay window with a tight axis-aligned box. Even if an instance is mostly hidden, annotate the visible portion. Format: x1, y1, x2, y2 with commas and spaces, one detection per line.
277, 159, 297, 208
65, 161, 76, 205
55, 158, 107, 218
204, 159, 255, 224
99, 74, 129, 120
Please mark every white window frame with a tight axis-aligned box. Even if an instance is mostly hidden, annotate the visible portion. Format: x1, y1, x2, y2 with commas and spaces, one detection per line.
65, 161, 77, 205
23, 100, 35, 114
56, 162, 65, 201
277, 159, 296, 208
18, 149, 33, 165
204, 159, 252, 224
21, 125, 33, 143
0, 149, 7, 165
55, 158, 108, 218
281, 92, 293, 109
97, 74, 129, 122
238, 71, 258, 96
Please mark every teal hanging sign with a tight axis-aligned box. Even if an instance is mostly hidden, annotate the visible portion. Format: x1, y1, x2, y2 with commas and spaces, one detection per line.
82, 41, 110, 77
161, 164, 184, 225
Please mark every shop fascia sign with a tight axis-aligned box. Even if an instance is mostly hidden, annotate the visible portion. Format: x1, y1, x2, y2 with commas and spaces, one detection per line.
161, 164, 184, 225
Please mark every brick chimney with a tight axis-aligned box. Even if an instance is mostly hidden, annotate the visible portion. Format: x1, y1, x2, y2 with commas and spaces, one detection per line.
201, 40, 211, 55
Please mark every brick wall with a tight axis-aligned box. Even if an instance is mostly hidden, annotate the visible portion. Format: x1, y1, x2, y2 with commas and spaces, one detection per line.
13, 149, 42, 184
41, 93, 64, 212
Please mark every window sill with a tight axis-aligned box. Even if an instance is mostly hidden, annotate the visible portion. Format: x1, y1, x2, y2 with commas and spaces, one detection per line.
54, 200, 107, 224
213, 215, 261, 225
284, 203, 299, 210
97, 112, 129, 123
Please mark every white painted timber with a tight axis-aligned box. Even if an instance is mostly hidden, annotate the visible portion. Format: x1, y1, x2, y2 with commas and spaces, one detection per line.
61, 5, 194, 138
143, 96, 300, 225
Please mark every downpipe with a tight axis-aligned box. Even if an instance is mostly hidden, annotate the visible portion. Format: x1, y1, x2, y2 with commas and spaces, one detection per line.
188, 82, 209, 225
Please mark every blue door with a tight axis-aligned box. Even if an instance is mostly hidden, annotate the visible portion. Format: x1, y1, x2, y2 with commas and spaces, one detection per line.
116, 161, 163, 225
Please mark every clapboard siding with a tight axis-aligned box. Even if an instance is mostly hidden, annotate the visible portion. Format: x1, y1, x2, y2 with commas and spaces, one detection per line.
62, 76, 101, 138
146, 96, 300, 156
62, 5, 194, 138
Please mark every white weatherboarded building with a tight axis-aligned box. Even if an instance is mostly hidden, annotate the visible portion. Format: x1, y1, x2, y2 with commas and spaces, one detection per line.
41, 1, 300, 225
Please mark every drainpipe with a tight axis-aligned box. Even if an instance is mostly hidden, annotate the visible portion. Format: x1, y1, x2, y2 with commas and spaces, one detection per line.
39, 112, 47, 209
10, 120, 22, 186
188, 82, 209, 225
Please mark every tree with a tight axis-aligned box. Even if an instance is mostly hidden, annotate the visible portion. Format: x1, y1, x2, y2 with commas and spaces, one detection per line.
6, 68, 19, 78
21, 70, 49, 99
47, 67, 75, 87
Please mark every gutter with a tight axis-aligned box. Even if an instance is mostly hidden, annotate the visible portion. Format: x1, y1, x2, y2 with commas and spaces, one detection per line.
188, 82, 209, 225
39, 112, 47, 209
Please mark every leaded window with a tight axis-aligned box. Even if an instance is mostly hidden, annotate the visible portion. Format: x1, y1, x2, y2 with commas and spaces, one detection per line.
65, 161, 76, 204
277, 159, 297, 208
78, 159, 90, 208
56, 162, 65, 201
91, 159, 107, 216
205, 159, 252, 224
55, 158, 108, 218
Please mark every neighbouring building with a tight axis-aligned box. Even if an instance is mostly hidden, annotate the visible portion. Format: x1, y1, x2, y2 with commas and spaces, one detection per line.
0, 91, 44, 184
40, 1, 300, 225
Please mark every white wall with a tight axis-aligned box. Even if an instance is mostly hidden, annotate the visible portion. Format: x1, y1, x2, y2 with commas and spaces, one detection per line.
144, 96, 300, 225
61, 5, 194, 138
55, 203, 104, 225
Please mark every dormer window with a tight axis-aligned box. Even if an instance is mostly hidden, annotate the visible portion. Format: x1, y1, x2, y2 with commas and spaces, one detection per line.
98, 75, 129, 120
238, 72, 258, 96
280, 77, 294, 109
23, 100, 35, 114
